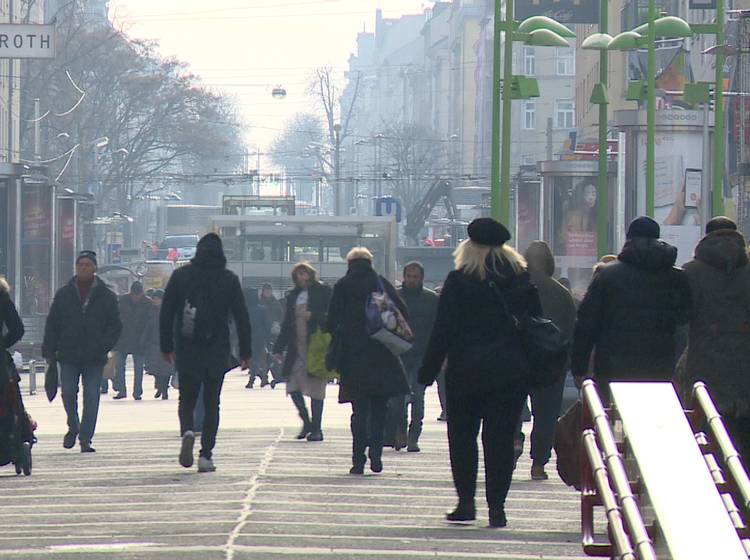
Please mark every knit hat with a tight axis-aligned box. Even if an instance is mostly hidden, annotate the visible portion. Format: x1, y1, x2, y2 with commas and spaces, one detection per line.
467, 218, 511, 247
626, 216, 660, 240
705, 216, 737, 235
76, 250, 98, 267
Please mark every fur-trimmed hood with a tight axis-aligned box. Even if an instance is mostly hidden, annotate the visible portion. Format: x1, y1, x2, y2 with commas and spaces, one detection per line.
0, 277, 9, 293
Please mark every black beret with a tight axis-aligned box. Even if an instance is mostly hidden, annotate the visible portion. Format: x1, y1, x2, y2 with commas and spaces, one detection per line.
467, 218, 511, 247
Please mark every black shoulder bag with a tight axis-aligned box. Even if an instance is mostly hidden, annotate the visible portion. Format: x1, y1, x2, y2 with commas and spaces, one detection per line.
488, 280, 569, 389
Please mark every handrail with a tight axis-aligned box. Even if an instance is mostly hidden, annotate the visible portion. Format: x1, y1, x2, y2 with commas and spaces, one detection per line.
580, 379, 657, 560
690, 382, 750, 534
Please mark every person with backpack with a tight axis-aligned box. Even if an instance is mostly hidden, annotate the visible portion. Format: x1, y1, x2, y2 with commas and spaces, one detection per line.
418, 218, 541, 528
159, 233, 252, 473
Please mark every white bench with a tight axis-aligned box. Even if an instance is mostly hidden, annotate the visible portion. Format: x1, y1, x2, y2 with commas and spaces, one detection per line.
610, 382, 747, 560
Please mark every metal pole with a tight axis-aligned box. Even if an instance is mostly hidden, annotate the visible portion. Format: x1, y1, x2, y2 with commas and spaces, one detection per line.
10, 0, 19, 308
499, 0, 514, 224
490, 0, 503, 220
34, 98, 40, 162
713, 0, 725, 216
701, 101, 711, 229
597, 0, 609, 257
646, 0, 656, 217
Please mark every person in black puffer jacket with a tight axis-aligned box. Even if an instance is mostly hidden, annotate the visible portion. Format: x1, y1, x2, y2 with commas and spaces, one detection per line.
419, 218, 542, 529
160, 233, 252, 473
571, 216, 692, 403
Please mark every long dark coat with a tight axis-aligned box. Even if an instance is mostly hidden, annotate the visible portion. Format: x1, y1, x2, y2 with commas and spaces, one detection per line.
683, 229, 750, 413
274, 280, 331, 379
571, 237, 692, 381
159, 235, 252, 380
114, 294, 153, 354
142, 303, 175, 378
326, 259, 410, 403
418, 259, 541, 403
42, 277, 122, 367
0, 279, 23, 384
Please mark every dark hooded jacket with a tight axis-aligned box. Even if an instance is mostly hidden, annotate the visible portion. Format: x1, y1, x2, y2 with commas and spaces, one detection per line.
326, 259, 410, 403
275, 280, 331, 379
114, 293, 153, 354
396, 284, 439, 370
525, 241, 577, 346
683, 230, 750, 413
571, 237, 691, 380
42, 276, 121, 367
418, 256, 542, 402
159, 234, 252, 379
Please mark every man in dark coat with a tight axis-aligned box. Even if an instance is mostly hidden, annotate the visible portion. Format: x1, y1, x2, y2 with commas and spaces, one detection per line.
244, 287, 271, 389
683, 217, 750, 463
111, 281, 152, 400
520, 241, 577, 480
43, 251, 122, 452
571, 217, 692, 403
326, 248, 410, 474
160, 233, 252, 473
396, 261, 438, 452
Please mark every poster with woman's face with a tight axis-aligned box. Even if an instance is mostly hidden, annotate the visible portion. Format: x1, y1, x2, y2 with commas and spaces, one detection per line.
553, 177, 598, 257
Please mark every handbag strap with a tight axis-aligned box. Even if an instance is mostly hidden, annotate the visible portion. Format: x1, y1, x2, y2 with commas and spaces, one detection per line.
488, 278, 520, 329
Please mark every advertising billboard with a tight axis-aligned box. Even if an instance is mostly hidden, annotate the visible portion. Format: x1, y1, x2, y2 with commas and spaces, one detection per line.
21, 184, 51, 315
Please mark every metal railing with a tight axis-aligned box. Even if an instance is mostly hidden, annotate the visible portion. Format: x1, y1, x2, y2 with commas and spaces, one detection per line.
580, 379, 657, 560
688, 381, 750, 552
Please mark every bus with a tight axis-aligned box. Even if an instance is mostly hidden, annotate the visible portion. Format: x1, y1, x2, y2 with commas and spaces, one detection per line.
209, 215, 398, 292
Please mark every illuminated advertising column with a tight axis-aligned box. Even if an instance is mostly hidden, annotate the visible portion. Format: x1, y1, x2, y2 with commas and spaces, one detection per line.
21, 180, 53, 316
57, 196, 76, 288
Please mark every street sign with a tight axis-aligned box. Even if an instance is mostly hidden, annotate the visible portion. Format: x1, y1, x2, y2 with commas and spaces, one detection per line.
515, 0, 598, 24
0, 24, 55, 59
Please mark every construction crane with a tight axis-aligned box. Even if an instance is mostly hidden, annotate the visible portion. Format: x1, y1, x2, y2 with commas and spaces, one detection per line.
404, 178, 458, 244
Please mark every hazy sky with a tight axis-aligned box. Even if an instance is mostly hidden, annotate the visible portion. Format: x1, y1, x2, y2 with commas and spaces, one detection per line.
108, 1, 433, 162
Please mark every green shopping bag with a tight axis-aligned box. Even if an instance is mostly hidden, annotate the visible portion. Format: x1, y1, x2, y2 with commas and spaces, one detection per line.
307, 328, 340, 380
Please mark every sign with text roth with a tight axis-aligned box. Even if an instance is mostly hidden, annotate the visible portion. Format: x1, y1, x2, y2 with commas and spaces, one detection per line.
0, 24, 55, 58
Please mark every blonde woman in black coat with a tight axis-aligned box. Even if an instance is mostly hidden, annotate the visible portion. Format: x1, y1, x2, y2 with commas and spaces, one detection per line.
419, 218, 542, 528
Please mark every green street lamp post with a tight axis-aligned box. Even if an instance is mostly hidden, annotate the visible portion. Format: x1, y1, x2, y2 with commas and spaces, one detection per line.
490, 5, 573, 224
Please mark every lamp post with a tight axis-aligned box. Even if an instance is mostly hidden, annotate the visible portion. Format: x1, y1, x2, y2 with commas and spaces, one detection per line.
490, 7, 574, 224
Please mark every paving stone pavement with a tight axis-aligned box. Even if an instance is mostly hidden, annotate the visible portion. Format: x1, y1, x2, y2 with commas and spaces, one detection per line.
1, 371, 592, 559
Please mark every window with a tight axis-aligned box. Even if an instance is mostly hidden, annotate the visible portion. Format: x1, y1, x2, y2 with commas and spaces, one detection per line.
523, 101, 536, 130
556, 99, 575, 129
556, 48, 575, 76
523, 47, 535, 75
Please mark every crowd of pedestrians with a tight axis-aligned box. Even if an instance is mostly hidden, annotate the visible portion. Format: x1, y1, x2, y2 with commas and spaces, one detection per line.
0, 211, 741, 529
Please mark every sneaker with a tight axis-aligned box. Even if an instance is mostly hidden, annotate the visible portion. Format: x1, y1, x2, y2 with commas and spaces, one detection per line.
80, 442, 96, 453
62, 431, 78, 449
179, 431, 195, 468
531, 464, 549, 481
113, 393, 126, 400
197, 456, 216, 472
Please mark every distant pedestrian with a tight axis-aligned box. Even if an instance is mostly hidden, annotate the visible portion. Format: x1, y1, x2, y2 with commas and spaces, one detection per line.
419, 218, 541, 528
273, 262, 331, 442
143, 289, 174, 399
244, 287, 271, 389
396, 261, 438, 452
112, 281, 152, 400
571, 217, 691, 403
326, 247, 410, 475
518, 241, 577, 481
683, 217, 750, 463
159, 233, 252, 473
42, 251, 122, 452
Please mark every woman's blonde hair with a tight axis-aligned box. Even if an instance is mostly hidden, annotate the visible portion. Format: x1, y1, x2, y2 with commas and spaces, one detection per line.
453, 239, 526, 281
346, 247, 373, 262
291, 261, 318, 284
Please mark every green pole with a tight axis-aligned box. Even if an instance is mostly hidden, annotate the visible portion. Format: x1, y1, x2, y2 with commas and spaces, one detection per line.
646, 0, 656, 217
713, 0, 725, 216
499, 0, 514, 224
490, 0, 503, 220
597, 0, 609, 257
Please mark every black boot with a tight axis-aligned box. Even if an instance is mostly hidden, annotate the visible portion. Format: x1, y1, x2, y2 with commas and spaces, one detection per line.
446, 499, 476, 522
307, 399, 324, 441
290, 391, 312, 439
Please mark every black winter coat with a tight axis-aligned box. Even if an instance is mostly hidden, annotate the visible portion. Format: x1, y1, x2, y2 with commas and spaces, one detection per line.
114, 294, 153, 354
42, 277, 122, 367
571, 238, 691, 381
326, 259, 410, 403
683, 230, 750, 414
418, 260, 541, 401
396, 285, 438, 369
0, 279, 24, 384
159, 239, 252, 380
274, 280, 331, 379
143, 303, 175, 378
